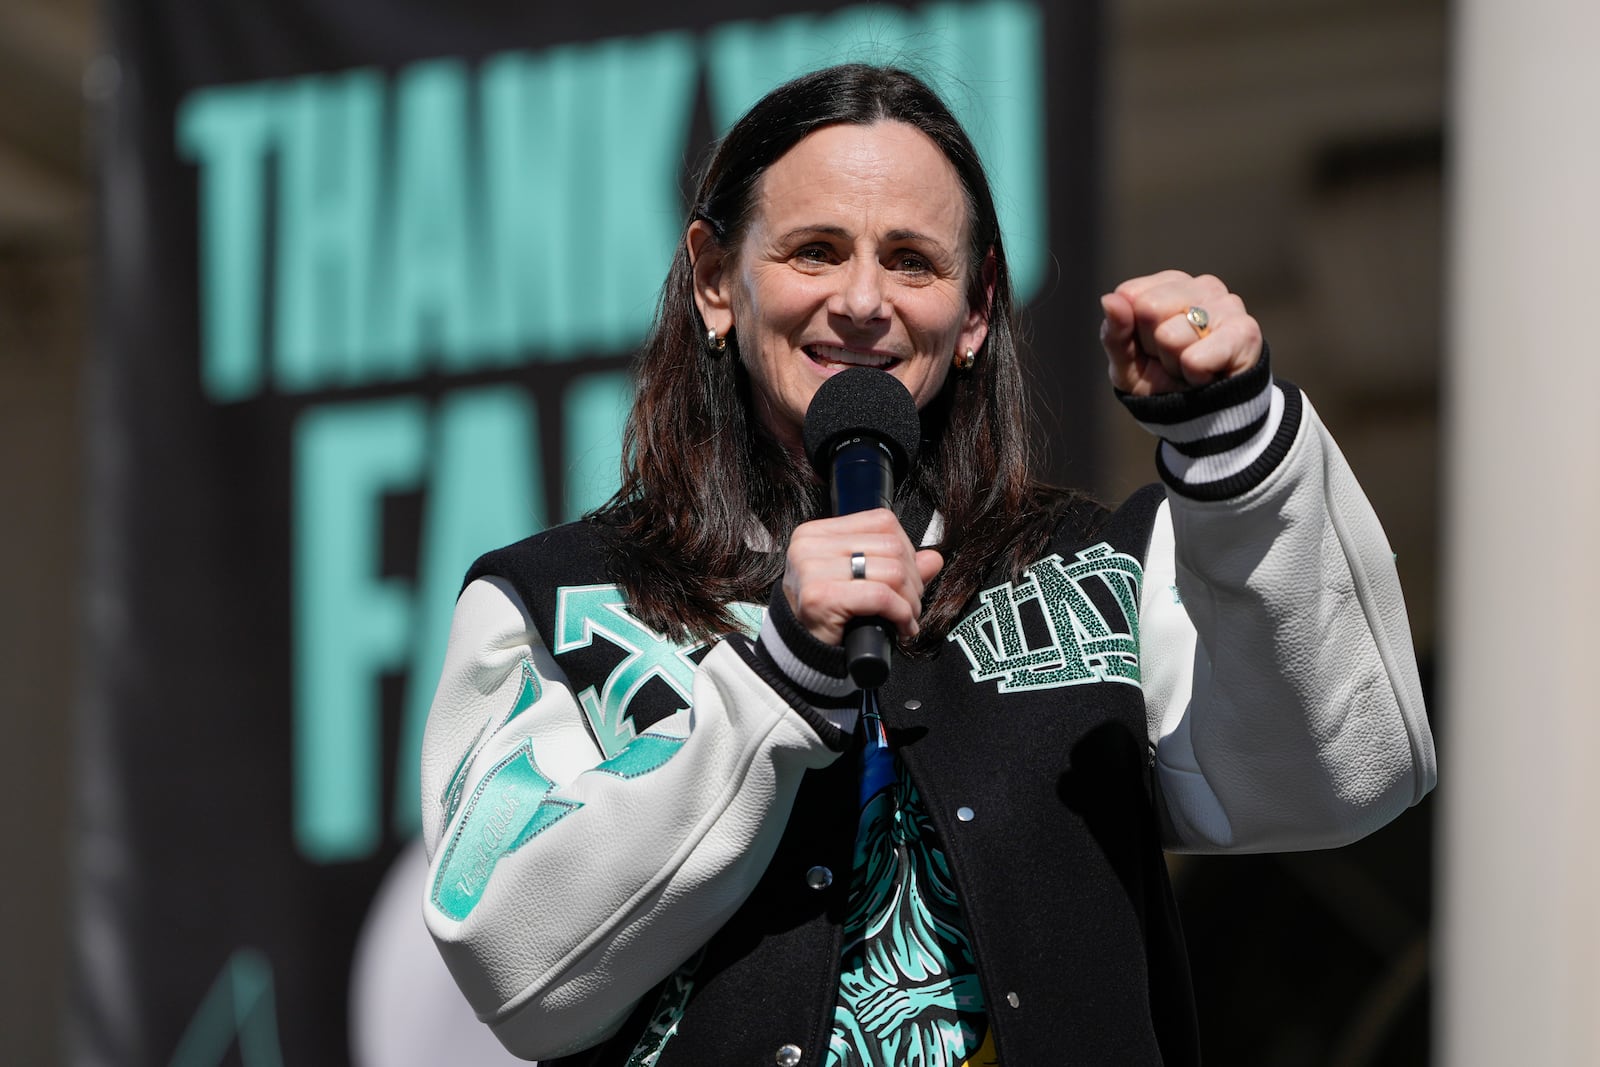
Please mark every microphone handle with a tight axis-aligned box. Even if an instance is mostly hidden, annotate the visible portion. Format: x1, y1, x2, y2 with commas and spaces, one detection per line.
831, 438, 895, 689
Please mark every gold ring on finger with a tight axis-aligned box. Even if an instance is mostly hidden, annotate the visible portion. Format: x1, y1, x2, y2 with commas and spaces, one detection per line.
1185, 305, 1211, 339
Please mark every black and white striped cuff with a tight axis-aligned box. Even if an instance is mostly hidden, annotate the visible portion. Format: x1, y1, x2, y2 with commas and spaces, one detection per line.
726, 637, 853, 751
754, 582, 858, 712
1118, 347, 1302, 501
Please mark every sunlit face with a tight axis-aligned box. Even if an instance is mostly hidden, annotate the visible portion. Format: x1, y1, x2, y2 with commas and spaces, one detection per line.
690, 121, 991, 451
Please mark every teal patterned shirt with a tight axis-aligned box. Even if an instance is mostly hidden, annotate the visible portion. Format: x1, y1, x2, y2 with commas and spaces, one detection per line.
825, 694, 993, 1067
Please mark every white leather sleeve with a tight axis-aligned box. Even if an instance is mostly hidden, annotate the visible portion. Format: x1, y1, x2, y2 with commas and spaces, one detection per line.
419, 576, 840, 1059
1138, 394, 1436, 853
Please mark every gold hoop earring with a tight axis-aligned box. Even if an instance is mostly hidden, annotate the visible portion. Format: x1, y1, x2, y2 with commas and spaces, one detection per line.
953, 347, 976, 371
706, 327, 727, 353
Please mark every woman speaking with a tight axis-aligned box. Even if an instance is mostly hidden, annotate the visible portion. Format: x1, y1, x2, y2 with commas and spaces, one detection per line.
419, 64, 1435, 1066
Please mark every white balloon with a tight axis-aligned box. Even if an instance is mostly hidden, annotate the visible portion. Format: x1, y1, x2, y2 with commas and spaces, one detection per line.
349, 838, 533, 1066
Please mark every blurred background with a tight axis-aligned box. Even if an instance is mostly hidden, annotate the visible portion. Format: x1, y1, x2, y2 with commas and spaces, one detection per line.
0, 0, 1588, 1064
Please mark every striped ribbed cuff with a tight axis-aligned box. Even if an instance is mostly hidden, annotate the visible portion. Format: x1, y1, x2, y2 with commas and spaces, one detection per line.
1118, 347, 1302, 501
753, 581, 859, 712
726, 636, 854, 750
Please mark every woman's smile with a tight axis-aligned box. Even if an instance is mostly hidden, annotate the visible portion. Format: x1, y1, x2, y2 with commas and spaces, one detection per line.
804, 343, 901, 371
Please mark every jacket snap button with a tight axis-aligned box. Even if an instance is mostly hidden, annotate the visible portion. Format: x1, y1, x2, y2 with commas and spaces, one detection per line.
805, 865, 833, 890
776, 1043, 803, 1066
904, 698, 922, 710
956, 806, 975, 822
1007, 991, 1020, 1008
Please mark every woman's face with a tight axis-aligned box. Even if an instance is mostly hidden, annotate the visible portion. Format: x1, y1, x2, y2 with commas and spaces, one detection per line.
690, 121, 991, 451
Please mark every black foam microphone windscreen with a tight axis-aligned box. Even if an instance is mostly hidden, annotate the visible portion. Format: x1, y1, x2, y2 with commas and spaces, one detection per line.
801, 368, 921, 688
802, 367, 921, 484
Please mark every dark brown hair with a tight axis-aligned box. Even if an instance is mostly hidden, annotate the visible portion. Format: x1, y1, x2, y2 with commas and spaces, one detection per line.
594, 63, 1069, 648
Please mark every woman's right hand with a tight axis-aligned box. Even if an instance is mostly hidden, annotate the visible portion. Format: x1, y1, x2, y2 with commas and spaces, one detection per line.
781, 509, 945, 647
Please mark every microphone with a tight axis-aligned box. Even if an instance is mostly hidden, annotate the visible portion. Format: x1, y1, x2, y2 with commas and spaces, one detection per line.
802, 367, 922, 690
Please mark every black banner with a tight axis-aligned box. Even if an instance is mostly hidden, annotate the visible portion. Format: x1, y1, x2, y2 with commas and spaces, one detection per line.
79, 1, 1100, 1062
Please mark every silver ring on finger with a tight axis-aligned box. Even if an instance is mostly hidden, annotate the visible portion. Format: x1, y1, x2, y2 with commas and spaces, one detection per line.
1185, 305, 1211, 339
850, 551, 867, 581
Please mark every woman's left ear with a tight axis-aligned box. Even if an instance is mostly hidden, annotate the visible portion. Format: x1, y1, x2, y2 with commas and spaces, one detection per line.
961, 247, 998, 354
687, 220, 733, 335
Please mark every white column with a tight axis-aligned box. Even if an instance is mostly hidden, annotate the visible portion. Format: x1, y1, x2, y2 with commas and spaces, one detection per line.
1440, 2, 1600, 1064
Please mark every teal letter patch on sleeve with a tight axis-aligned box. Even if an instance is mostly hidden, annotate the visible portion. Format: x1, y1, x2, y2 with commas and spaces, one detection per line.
431, 739, 580, 922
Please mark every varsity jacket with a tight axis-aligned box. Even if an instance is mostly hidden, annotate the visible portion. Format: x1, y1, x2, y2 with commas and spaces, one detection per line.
419, 365, 1436, 1065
